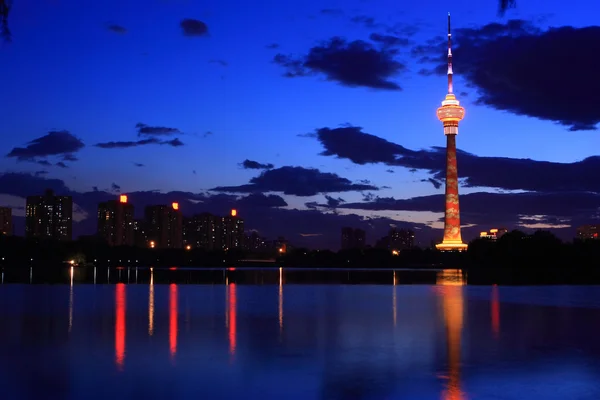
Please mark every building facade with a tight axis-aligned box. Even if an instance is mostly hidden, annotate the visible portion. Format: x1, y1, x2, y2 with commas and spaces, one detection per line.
145, 203, 183, 249
577, 225, 600, 240
0, 207, 11, 236
97, 195, 135, 246
26, 189, 73, 240
341, 227, 366, 250
389, 228, 415, 251
183, 210, 244, 251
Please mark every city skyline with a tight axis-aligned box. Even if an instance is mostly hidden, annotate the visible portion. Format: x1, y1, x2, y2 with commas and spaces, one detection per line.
1, 0, 599, 249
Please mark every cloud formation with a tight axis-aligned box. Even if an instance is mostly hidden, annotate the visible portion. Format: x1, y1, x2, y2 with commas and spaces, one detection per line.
414, 20, 600, 130
310, 125, 600, 193
241, 159, 274, 170
211, 166, 378, 196
274, 37, 406, 90
180, 19, 208, 37
95, 137, 184, 149
7, 130, 84, 161
106, 24, 127, 34
136, 123, 181, 136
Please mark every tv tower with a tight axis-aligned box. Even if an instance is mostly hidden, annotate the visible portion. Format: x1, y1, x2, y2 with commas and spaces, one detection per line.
435, 13, 467, 252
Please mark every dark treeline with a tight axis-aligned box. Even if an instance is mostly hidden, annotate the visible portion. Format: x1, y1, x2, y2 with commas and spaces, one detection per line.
2, 230, 600, 284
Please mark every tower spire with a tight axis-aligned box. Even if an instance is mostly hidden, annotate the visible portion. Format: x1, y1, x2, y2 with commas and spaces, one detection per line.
447, 12, 453, 94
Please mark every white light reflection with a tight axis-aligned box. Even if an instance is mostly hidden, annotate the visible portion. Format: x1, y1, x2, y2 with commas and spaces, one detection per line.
278, 267, 283, 334
393, 271, 397, 327
149, 268, 154, 336
68, 266, 74, 332
94, 267, 97, 284
29, 267, 32, 284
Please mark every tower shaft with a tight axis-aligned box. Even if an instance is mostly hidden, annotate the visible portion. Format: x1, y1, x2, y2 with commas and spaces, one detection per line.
442, 134, 462, 243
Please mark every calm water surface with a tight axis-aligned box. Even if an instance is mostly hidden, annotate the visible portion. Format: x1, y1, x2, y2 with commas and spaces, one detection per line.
0, 268, 600, 399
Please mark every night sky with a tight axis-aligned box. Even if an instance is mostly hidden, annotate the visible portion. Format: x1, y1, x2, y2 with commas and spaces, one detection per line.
0, 0, 599, 249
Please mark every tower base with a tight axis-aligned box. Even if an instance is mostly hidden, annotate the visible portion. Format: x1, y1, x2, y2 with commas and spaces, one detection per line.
436, 241, 468, 252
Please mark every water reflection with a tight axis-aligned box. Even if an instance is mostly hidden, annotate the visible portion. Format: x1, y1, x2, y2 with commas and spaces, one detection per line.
148, 270, 154, 336
437, 269, 465, 286
439, 285, 465, 400
491, 285, 500, 338
169, 284, 178, 361
115, 283, 126, 370
226, 283, 237, 359
68, 267, 74, 333
278, 267, 283, 334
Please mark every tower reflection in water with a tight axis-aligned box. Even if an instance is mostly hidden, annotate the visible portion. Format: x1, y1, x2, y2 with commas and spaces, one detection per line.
169, 284, 178, 361
115, 283, 126, 371
437, 270, 466, 400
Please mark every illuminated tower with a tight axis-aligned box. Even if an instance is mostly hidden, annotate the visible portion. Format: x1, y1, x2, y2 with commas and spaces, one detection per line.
436, 13, 467, 252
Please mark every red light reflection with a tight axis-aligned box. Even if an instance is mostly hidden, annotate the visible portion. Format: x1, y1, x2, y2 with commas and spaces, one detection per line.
227, 283, 237, 359
169, 284, 178, 360
115, 283, 126, 370
491, 285, 500, 338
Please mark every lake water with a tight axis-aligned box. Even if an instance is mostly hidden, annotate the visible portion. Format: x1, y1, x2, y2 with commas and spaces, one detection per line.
1, 267, 600, 399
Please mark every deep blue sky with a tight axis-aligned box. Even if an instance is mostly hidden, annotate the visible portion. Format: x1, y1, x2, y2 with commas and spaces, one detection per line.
0, 0, 599, 248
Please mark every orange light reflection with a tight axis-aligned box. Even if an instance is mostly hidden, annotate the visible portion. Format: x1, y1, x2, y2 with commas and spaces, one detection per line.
491, 285, 500, 338
115, 283, 126, 371
278, 268, 283, 333
148, 271, 154, 336
169, 284, 178, 360
439, 285, 465, 400
227, 283, 237, 360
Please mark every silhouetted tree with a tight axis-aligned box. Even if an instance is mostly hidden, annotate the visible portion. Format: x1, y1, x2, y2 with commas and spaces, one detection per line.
0, 0, 11, 42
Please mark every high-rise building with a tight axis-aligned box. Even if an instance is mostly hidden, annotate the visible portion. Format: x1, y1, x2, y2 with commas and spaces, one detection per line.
341, 227, 366, 250
97, 195, 135, 246
25, 189, 72, 240
435, 14, 467, 252
183, 212, 219, 250
219, 209, 244, 250
0, 207, 11, 235
133, 219, 149, 247
145, 203, 182, 249
244, 231, 269, 252
576, 225, 600, 239
389, 228, 414, 250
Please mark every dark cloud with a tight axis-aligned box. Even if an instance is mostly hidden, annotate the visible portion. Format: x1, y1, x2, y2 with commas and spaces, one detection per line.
209, 59, 228, 67
311, 125, 600, 193
34, 171, 48, 177
325, 195, 345, 208
55, 161, 68, 168
350, 15, 379, 29
414, 20, 600, 130
266, 43, 280, 49
341, 191, 600, 235
421, 178, 442, 189
203, 131, 213, 138
135, 123, 180, 136
111, 183, 121, 192
95, 137, 184, 149
273, 37, 406, 90
7, 130, 84, 161
241, 159, 274, 170
180, 19, 208, 37
107, 24, 127, 34
134, 163, 145, 167
369, 33, 410, 47
320, 8, 344, 16
211, 166, 379, 196
386, 169, 394, 173
62, 154, 78, 162
37, 160, 52, 167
